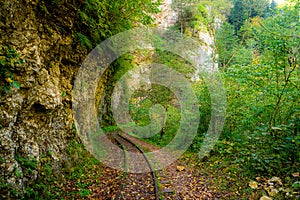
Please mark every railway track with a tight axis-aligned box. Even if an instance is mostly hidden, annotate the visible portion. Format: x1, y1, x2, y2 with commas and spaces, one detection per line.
112, 132, 159, 200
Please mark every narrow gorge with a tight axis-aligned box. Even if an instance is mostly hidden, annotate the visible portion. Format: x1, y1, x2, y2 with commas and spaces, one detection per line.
0, 0, 214, 195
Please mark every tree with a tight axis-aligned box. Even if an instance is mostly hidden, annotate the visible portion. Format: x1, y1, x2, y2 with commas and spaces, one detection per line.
222, 1, 300, 176
251, 2, 300, 127
76, 0, 161, 47
171, 0, 199, 34
263, 0, 278, 17
228, 0, 269, 32
193, 0, 232, 71
215, 22, 239, 67
270, 0, 278, 10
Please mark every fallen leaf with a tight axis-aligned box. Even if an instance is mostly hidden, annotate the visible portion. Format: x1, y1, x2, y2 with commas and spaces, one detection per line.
176, 165, 185, 171
260, 195, 272, 200
256, 177, 262, 182
269, 177, 280, 182
292, 172, 299, 177
268, 177, 282, 185
249, 181, 259, 189
267, 188, 278, 197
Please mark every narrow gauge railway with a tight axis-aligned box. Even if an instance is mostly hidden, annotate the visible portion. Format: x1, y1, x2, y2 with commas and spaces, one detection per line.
111, 132, 159, 200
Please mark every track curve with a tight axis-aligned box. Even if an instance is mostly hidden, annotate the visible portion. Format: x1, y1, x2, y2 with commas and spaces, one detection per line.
112, 131, 159, 200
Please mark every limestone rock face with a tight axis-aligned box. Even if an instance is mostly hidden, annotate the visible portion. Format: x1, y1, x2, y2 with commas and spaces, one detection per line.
152, 0, 215, 82
0, 0, 85, 191
153, 0, 178, 28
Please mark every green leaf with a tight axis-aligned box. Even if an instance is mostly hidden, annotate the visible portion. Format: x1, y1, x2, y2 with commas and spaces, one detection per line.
12, 81, 20, 89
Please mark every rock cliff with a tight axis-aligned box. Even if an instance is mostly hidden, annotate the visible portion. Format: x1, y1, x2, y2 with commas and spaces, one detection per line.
0, 0, 86, 191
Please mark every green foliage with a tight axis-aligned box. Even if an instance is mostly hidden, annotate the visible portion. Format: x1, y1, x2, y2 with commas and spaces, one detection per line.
194, 0, 232, 32
119, 49, 213, 150
188, 80, 211, 152
172, 0, 232, 39
15, 155, 38, 176
247, 124, 299, 175
153, 50, 195, 77
97, 53, 136, 127
8, 0, 298, 198
102, 125, 118, 133
0, 178, 10, 197
65, 140, 101, 181
263, 0, 278, 17
251, 5, 299, 127
74, 32, 93, 49
76, 182, 91, 198
2, 139, 103, 199
0, 46, 22, 93
215, 22, 238, 67
171, 0, 199, 34
129, 94, 181, 147
76, 0, 161, 48
217, 2, 300, 179
224, 61, 299, 174
228, 0, 269, 32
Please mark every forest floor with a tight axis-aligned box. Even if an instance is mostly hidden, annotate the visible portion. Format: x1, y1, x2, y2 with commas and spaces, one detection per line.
57, 134, 299, 200
87, 133, 222, 199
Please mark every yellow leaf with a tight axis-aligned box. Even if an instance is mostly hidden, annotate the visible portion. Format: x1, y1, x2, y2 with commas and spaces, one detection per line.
260, 196, 272, 200
176, 165, 185, 171
249, 181, 258, 189
5, 77, 13, 83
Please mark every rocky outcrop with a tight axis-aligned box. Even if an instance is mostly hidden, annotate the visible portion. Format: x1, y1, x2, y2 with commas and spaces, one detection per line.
0, 0, 85, 191
153, 0, 178, 28
153, 0, 215, 81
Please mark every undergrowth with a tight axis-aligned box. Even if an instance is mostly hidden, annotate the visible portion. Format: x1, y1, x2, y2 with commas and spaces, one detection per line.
0, 138, 103, 199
